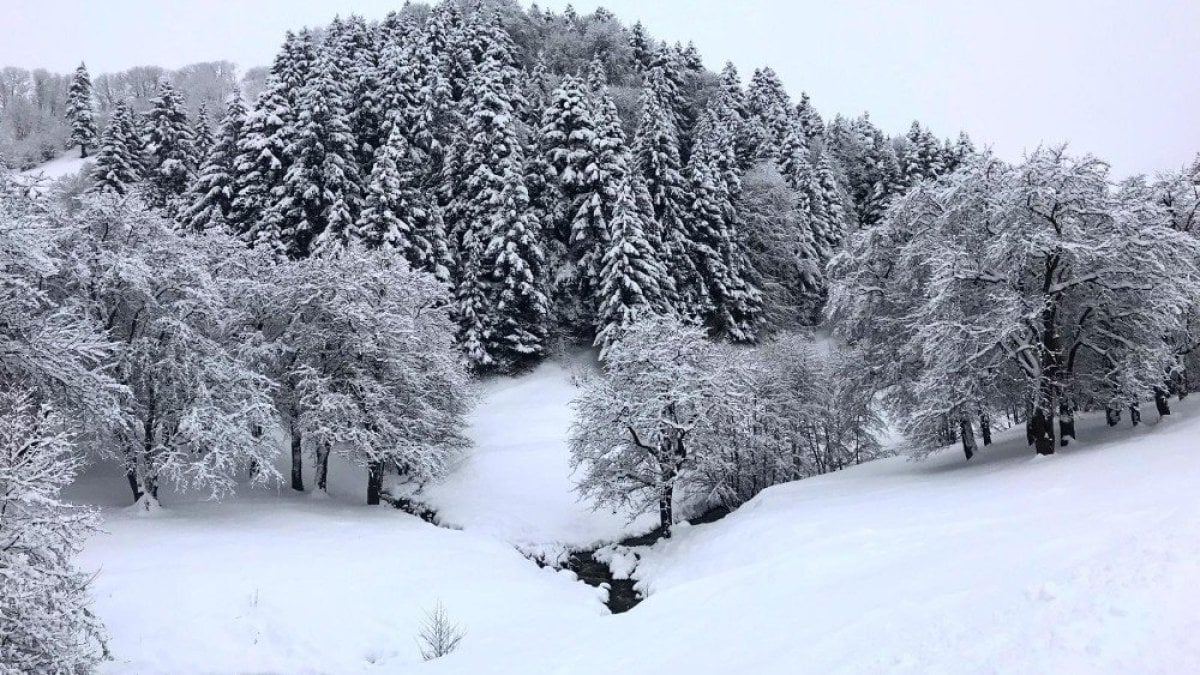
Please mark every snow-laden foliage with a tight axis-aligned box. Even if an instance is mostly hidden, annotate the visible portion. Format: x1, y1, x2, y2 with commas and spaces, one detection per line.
66, 63, 98, 158
47, 194, 278, 506
264, 248, 471, 499
0, 391, 107, 673
829, 147, 1200, 456
571, 316, 722, 532
694, 334, 884, 507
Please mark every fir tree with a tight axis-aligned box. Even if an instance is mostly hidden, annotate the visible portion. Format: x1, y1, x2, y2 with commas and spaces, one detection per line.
899, 120, 946, 187
633, 82, 705, 318
193, 102, 215, 161
629, 21, 655, 73
181, 92, 248, 232
594, 176, 675, 355
265, 44, 362, 258
144, 80, 197, 212
66, 62, 97, 158
90, 100, 141, 194
231, 30, 316, 247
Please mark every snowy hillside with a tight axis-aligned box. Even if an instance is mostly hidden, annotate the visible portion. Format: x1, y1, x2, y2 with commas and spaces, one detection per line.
16, 147, 92, 183
65, 361, 1200, 674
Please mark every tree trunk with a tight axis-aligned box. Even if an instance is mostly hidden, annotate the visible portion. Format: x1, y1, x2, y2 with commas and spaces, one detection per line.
959, 417, 977, 460
1030, 406, 1055, 455
367, 460, 384, 505
290, 425, 304, 492
125, 465, 143, 503
1105, 405, 1122, 427
979, 413, 992, 446
1129, 403, 1141, 426
1154, 387, 1172, 417
314, 444, 330, 492
80, 144, 88, 159
658, 487, 673, 536
1058, 402, 1075, 447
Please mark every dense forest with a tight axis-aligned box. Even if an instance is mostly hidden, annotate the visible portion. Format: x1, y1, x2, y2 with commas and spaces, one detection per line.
3, 1, 1199, 671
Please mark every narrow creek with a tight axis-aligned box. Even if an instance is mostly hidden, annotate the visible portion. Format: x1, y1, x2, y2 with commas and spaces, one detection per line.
387, 491, 731, 615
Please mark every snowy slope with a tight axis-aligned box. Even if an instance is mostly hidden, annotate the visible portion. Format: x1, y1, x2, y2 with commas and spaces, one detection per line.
66, 363, 1200, 674
420, 354, 657, 548
429, 399, 1200, 674
16, 147, 92, 183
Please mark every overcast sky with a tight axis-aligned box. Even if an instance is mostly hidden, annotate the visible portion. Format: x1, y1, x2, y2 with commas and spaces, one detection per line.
4, 0, 1196, 177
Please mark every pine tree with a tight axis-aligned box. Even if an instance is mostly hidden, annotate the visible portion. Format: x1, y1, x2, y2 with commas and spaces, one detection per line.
231, 30, 316, 248
181, 92, 247, 231
193, 102, 215, 161
629, 21, 655, 73
449, 43, 549, 369
689, 103, 763, 341
899, 121, 946, 187
90, 100, 141, 194
594, 176, 674, 355
265, 43, 362, 258
66, 62, 97, 158
796, 91, 824, 142
355, 125, 451, 281
745, 67, 793, 158
633, 82, 705, 318
144, 80, 197, 212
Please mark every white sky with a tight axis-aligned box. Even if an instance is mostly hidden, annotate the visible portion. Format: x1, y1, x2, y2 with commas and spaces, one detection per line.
3, 0, 1196, 177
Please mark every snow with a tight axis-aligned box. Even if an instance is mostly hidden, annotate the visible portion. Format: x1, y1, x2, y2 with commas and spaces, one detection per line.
419, 353, 658, 549
16, 148, 92, 182
64, 359, 1200, 674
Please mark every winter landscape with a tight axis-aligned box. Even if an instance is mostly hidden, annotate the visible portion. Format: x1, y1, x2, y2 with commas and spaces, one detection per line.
2, 1, 1199, 673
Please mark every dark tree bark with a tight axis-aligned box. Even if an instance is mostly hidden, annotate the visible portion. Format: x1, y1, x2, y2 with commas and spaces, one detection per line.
1154, 387, 1172, 417
658, 488, 673, 535
959, 417, 977, 460
1030, 407, 1055, 455
1058, 402, 1075, 447
979, 413, 992, 446
314, 444, 330, 492
367, 461, 384, 505
1129, 403, 1141, 426
1105, 405, 1122, 427
290, 425, 304, 492
125, 466, 143, 503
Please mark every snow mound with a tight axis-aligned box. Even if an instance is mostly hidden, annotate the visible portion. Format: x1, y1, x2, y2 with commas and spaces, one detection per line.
17, 148, 92, 182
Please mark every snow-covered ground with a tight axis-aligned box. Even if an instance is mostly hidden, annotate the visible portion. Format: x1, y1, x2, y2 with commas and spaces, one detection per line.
14, 147, 91, 184
419, 354, 657, 549
66, 359, 1200, 673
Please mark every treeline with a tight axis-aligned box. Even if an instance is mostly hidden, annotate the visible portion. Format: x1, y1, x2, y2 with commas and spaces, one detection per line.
828, 148, 1200, 457
0, 60, 243, 169
63, 0, 971, 372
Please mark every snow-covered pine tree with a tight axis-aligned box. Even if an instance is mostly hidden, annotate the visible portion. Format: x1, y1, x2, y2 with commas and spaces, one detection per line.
688, 102, 763, 341
90, 100, 142, 195
795, 91, 824, 143
355, 124, 451, 281
594, 175, 675, 356
485, 149, 551, 369
449, 42, 549, 369
629, 20, 655, 73
264, 40, 362, 258
231, 30, 315, 249
193, 102, 215, 161
745, 66, 793, 159
0, 391, 108, 673
143, 79, 197, 213
633, 75, 706, 319
181, 91, 247, 232
898, 120, 946, 187
66, 62, 98, 158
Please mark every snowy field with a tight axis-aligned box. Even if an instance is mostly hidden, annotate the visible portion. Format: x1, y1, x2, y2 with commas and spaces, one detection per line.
66, 360, 1200, 674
